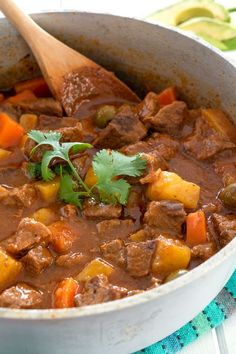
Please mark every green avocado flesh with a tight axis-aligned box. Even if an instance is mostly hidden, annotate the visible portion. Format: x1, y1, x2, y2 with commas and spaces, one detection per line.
179, 17, 236, 41
199, 34, 228, 50
147, 0, 230, 26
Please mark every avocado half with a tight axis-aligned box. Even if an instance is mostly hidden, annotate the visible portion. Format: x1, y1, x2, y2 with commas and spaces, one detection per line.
148, 0, 230, 26
179, 17, 236, 41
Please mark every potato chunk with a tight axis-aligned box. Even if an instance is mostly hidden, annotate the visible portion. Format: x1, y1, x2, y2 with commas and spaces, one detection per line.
129, 229, 149, 242
202, 109, 236, 144
32, 208, 57, 226
0, 249, 22, 289
19, 114, 38, 132
76, 258, 114, 282
35, 178, 60, 202
152, 236, 191, 276
146, 171, 200, 209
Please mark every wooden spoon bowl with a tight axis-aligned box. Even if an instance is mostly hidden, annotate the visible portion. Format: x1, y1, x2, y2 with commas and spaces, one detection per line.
0, 0, 140, 116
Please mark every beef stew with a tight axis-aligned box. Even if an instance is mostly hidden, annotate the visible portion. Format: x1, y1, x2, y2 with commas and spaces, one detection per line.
0, 77, 235, 309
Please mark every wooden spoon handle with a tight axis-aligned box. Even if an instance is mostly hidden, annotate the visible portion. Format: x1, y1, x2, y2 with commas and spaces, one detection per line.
0, 0, 91, 97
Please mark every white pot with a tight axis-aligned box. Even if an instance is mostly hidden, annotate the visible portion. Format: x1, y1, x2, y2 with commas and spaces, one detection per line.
0, 12, 235, 354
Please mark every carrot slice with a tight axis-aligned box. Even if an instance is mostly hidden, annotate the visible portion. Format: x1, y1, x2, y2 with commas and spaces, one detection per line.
6, 89, 37, 104
54, 278, 79, 308
157, 87, 176, 107
49, 221, 75, 254
14, 77, 51, 97
186, 210, 207, 246
0, 113, 24, 148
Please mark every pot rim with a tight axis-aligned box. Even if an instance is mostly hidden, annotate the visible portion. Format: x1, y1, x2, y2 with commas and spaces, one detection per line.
0, 11, 235, 320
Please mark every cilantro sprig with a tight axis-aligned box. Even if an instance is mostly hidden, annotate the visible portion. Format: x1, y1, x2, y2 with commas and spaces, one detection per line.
59, 174, 85, 208
27, 130, 146, 207
28, 130, 92, 194
93, 149, 146, 205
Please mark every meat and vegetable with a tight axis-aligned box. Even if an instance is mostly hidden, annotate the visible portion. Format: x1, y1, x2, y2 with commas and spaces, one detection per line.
0, 78, 235, 309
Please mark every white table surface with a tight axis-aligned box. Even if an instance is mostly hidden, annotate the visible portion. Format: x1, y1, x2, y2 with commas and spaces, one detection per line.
1, 1, 236, 353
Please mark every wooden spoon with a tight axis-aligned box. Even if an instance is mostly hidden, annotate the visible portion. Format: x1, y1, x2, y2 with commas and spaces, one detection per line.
0, 0, 140, 117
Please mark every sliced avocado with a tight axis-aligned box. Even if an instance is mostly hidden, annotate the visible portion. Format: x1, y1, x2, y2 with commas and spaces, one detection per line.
199, 34, 228, 51
147, 0, 230, 26
179, 17, 236, 41
223, 37, 236, 51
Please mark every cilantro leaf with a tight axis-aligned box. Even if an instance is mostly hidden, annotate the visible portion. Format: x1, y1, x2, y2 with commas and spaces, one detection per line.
28, 130, 62, 145
111, 151, 147, 177
27, 162, 42, 179
28, 130, 92, 191
92, 149, 146, 205
41, 151, 58, 181
93, 149, 146, 179
28, 130, 62, 158
54, 164, 71, 176
59, 174, 82, 208
97, 179, 130, 205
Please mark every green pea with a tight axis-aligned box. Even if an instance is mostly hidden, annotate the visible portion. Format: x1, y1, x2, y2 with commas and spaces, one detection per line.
219, 183, 236, 208
94, 105, 117, 128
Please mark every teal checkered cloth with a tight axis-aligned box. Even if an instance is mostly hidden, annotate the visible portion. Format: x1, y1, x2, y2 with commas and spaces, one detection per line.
137, 270, 236, 354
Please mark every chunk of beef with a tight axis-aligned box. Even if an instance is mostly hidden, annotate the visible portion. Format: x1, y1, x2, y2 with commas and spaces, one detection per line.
80, 117, 98, 143
96, 219, 134, 240
37, 115, 62, 129
184, 117, 235, 160
121, 132, 179, 161
214, 158, 236, 186
144, 101, 187, 136
142, 152, 168, 175
75, 275, 127, 306
94, 105, 147, 149
24, 123, 83, 162
191, 242, 216, 260
38, 115, 78, 130
143, 201, 186, 236
125, 186, 145, 220
202, 202, 222, 215
6, 217, 51, 256
121, 141, 148, 156
136, 92, 159, 121
72, 154, 91, 179
15, 98, 63, 117
126, 240, 156, 277
57, 123, 83, 142
221, 165, 236, 186
148, 133, 180, 160
125, 152, 168, 186
83, 200, 122, 220
0, 184, 37, 208
100, 239, 126, 267
212, 213, 236, 247
0, 102, 21, 120
22, 245, 53, 274
0, 167, 29, 187
0, 283, 43, 309
56, 252, 88, 268
60, 204, 78, 219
